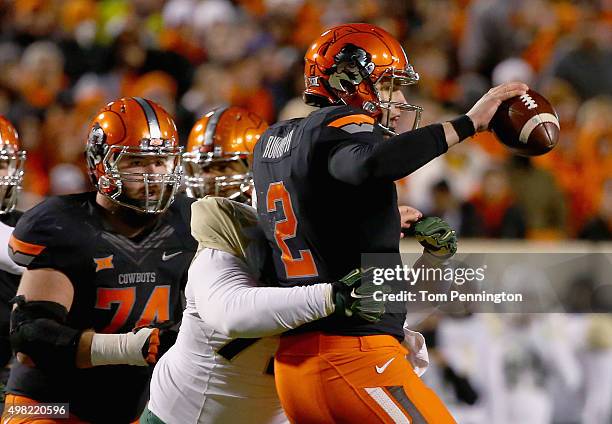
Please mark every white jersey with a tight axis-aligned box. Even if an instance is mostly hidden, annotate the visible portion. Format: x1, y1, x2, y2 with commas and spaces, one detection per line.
149, 198, 333, 424
149, 252, 285, 423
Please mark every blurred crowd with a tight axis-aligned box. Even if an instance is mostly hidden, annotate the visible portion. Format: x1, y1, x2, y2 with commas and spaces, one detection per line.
406, 247, 612, 424
413, 311, 612, 424
0, 0, 610, 239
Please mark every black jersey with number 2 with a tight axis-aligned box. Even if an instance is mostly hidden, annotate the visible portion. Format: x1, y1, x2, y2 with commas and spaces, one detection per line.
253, 105, 448, 339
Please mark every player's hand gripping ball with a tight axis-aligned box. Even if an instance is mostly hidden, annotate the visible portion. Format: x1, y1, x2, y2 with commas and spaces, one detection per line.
414, 217, 457, 259
333, 267, 387, 323
490, 89, 560, 156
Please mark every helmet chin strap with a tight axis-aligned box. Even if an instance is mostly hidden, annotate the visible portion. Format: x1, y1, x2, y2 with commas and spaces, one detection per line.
376, 104, 423, 137
100, 174, 178, 215
377, 122, 397, 137
372, 71, 423, 136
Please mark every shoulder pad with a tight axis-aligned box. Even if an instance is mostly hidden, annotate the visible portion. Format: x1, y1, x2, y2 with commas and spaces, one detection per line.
9, 196, 84, 268
307, 105, 376, 134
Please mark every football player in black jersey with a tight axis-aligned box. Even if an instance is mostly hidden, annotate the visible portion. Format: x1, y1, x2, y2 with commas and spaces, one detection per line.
252, 23, 528, 423
0, 116, 26, 390
2, 98, 197, 424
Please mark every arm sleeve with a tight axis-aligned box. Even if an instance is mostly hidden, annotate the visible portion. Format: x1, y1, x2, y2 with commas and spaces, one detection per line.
190, 248, 334, 338
328, 124, 448, 185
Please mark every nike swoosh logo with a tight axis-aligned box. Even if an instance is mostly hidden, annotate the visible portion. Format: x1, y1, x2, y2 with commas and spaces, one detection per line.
350, 288, 371, 299
375, 357, 395, 374
162, 251, 182, 261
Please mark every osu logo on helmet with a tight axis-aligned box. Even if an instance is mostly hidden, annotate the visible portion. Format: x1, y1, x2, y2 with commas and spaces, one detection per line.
183, 106, 268, 202
304, 23, 423, 135
85, 97, 183, 214
0, 116, 25, 214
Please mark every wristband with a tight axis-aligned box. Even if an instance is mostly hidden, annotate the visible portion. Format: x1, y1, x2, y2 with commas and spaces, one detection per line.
90, 330, 154, 366
450, 115, 476, 141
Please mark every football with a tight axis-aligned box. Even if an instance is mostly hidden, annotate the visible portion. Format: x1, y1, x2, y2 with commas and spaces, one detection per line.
490, 89, 560, 156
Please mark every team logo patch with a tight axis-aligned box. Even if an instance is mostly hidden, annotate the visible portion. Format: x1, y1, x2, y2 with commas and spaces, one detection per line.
305, 76, 320, 87
94, 255, 114, 272
328, 114, 375, 134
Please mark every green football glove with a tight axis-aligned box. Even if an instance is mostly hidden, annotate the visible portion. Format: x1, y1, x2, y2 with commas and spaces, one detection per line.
414, 217, 457, 259
332, 267, 386, 323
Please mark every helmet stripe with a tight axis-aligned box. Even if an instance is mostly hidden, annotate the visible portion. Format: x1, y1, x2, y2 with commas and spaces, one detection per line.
203, 106, 229, 147
133, 97, 162, 139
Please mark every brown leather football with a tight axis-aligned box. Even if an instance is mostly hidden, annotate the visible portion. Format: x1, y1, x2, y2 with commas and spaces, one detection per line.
490, 89, 560, 156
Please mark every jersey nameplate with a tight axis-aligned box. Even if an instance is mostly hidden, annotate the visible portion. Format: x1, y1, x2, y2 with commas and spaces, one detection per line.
261, 129, 294, 160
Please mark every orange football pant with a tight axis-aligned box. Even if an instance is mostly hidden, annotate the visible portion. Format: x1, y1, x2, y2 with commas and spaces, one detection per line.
274, 332, 456, 424
1, 394, 141, 424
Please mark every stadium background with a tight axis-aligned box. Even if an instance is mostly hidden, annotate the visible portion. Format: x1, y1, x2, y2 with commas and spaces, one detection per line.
0, 0, 610, 423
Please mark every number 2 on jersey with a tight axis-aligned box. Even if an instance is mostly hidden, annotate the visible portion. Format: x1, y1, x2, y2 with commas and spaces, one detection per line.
266, 181, 318, 278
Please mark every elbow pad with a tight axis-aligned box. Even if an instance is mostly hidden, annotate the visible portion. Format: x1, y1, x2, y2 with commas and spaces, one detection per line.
10, 295, 81, 371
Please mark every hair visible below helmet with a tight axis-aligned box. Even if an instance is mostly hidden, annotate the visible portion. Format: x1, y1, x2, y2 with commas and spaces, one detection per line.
85, 97, 183, 214
304, 23, 422, 135
183, 106, 268, 202
0, 116, 25, 214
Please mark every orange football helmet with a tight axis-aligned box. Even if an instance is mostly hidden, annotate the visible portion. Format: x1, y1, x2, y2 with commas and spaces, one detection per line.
304, 23, 422, 134
86, 97, 182, 213
183, 106, 268, 201
0, 116, 25, 214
